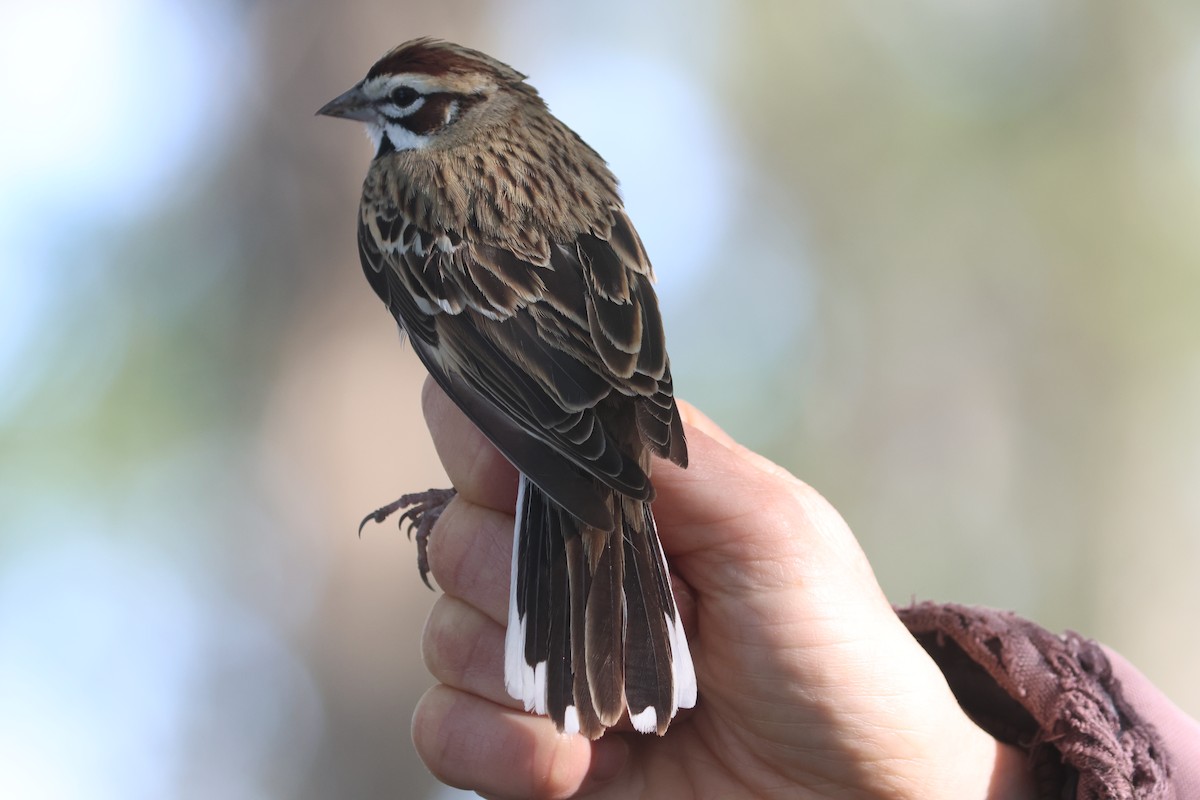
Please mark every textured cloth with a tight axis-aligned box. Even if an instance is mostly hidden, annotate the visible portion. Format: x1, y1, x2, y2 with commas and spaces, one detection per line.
898, 602, 1199, 800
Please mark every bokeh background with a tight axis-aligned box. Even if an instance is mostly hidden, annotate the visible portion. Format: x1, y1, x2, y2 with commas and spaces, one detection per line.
3, 0, 1200, 797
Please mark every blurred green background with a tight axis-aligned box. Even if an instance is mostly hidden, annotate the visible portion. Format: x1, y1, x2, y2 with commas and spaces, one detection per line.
3, 0, 1199, 797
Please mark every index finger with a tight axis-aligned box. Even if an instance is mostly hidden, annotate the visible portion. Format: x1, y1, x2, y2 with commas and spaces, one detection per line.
421, 377, 518, 514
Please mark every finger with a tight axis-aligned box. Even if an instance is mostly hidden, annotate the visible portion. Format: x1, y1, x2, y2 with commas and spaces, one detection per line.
420, 586, 667, 738
649, 421, 857, 594
676, 399, 738, 450
412, 686, 629, 800
677, 398, 807, 484
647, 422, 773, 536
425, 496, 511, 624
421, 377, 519, 513
423, 594, 521, 710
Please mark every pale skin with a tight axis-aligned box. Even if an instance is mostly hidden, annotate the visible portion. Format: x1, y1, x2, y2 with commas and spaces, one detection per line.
411, 378, 1036, 799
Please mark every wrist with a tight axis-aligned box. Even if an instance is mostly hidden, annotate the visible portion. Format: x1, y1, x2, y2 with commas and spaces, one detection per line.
984, 741, 1036, 800
899, 712, 1035, 800
852, 685, 1037, 799
934, 724, 1034, 800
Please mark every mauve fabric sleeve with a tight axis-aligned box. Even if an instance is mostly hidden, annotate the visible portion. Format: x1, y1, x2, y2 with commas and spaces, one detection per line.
1102, 646, 1200, 799
897, 602, 1196, 800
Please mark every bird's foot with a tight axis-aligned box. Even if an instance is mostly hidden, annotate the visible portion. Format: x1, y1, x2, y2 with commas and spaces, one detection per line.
358, 487, 458, 589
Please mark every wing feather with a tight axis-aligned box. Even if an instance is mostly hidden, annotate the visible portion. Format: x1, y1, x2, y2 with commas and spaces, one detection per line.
356, 197, 686, 519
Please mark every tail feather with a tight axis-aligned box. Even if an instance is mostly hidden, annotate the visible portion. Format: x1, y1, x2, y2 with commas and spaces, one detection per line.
506, 478, 578, 726
582, 526, 624, 727
543, 506, 574, 729
504, 474, 696, 739
623, 498, 679, 734
645, 501, 697, 712
565, 533, 604, 737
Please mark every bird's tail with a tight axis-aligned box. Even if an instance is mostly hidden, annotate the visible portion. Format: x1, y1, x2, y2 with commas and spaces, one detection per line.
504, 474, 696, 738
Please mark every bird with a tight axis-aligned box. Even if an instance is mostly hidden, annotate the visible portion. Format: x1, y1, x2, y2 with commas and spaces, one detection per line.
317, 37, 696, 738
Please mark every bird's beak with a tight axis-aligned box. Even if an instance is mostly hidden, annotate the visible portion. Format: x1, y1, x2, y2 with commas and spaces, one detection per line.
316, 84, 375, 122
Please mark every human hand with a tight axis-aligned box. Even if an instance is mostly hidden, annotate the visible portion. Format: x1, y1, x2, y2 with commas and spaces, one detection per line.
411, 379, 1033, 799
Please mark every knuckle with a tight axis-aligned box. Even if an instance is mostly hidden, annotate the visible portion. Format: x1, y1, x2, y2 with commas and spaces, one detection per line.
421, 597, 458, 679
423, 498, 462, 587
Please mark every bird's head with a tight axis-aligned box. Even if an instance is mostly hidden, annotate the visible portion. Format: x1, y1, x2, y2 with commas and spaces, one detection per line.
317, 37, 537, 156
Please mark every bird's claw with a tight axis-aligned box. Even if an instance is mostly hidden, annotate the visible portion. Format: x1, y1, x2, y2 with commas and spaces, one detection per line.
358, 488, 458, 589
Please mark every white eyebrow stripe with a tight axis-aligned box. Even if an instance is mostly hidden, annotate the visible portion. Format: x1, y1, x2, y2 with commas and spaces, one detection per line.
389, 74, 445, 93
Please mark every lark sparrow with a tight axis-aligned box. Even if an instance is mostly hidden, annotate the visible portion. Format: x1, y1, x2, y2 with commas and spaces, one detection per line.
318, 38, 695, 738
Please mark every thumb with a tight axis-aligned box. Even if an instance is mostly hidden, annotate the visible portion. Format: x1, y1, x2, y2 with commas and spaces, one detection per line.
652, 402, 877, 600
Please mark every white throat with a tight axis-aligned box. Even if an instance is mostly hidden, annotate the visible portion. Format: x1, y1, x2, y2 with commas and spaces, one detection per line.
364, 120, 431, 154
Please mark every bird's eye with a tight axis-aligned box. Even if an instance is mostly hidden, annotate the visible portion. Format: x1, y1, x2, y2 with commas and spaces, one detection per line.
389, 86, 420, 107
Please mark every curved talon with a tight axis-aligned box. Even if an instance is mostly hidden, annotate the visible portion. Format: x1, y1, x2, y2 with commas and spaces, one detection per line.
357, 488, 458, 589
358, 499, 406, 537
398, 508, 420, 539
